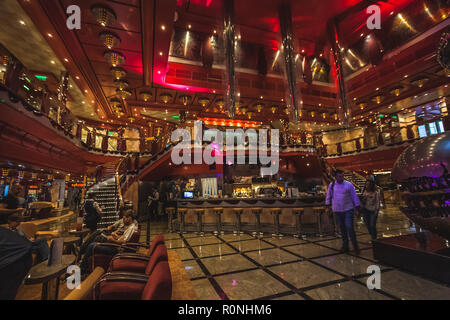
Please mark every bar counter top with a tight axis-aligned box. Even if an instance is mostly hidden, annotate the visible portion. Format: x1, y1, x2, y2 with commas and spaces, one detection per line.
177, 196, 325, 208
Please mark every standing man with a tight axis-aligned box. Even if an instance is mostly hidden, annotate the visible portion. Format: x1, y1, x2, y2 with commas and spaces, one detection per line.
325, 169, 361, 254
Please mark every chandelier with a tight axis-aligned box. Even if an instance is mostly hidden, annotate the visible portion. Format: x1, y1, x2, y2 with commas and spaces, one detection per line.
99, 31, 121, 49
116, 88, 132, 99
91, 4, 116, 27
114, 79, 129, 90
140, 91, 152, 102
110, 67, 127, 80
104, 50, 125, 67
198, 97, 210, 107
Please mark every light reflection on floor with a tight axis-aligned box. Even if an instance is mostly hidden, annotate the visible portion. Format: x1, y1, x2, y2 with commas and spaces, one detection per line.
142, 203, 450, 300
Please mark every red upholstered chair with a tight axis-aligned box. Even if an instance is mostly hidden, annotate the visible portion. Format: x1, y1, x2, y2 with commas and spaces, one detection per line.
108, 234, 165, 273
90, 229, 142, 272
93, 260, 172, 300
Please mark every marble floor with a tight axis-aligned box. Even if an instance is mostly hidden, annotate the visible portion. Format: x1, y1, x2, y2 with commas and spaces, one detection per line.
141, 204, 450, 300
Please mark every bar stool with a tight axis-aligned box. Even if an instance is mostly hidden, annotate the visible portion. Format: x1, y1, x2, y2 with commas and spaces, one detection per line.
233, 208, 243, 235
326, 207, 337, 235
166, 207, 176, 233
194, 208, 205, 235
178, 208, 187, 234
213, 208, 224, 235
312, 206, 325, 237
251, 208, 263, 237
270, 208, 282, 237
292, 208, 305, 239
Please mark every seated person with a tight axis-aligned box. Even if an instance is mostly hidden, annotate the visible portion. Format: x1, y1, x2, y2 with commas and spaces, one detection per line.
80, 210, 138, 274
7, 214, 50, 263
0, 226, 33, 300
1, 188, 19, 209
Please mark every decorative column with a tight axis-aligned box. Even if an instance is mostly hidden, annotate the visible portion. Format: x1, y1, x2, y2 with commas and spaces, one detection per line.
86, 130, 92, 148
280, 119, 290, 145
337, 142, 342, 155
377, 131, 384, 146
76, 122, 82, 139
223, 0, 236, 118
278, 3, 301, 122
92, 128, 97, 148
355, 138, 361, 152
327, 19, 350, 126
102, 134, 109, 153
406, 125, 415, 140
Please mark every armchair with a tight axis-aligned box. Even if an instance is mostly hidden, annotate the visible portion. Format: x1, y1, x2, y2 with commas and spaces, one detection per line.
93, 261, 172, 300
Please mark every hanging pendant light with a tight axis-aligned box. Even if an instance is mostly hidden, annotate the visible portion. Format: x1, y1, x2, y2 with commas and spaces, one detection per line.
99, 31, 121, 49
110, 67, 127, 80
104, 50, 125, 67
116, 88, 132, 99
198, 97, 210, 107
114, 79, 129, 90
140, 91, 152, 102
91, 4, 117, 27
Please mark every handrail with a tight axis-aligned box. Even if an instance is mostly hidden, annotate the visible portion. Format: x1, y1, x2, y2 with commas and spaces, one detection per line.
0, 43, 169, 156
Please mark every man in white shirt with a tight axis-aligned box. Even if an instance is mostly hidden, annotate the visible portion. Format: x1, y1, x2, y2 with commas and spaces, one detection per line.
80, 210, 138, 274
325, 170, 361, 254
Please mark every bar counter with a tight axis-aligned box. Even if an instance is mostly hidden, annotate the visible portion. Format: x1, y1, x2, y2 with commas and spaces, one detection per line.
177, 196, 325, 208
170, 196, 335, 236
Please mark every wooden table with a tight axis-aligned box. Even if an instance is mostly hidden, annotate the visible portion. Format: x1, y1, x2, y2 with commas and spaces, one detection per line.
24, 255, 76, 300
68, 229, 90, 245
68, 229, 90, 261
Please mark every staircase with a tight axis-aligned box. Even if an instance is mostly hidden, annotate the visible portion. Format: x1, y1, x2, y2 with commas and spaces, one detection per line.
86, 177, 120, 229
85, 161, 122, 229
343, 172, 367, 194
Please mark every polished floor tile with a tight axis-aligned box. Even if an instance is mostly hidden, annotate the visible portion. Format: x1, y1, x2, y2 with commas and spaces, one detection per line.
192, 243, 237, 258
191, 279, 221, 300
183, 260, 205, 279
284, 243, 338, 258
318, 238, 371, 250
165, 238, 186, 249
219, 234, 256, 242
154, 203, 450, 300
313, 253, 386, 277
186, 236, 223, 246
305, 280, 391, 300
172, 247, 194, 260
269, 261, 344, 289
201, 254, 257, 275
356, 248, 374, 261
272, 293, 305, 300
358, 270, 450, 300
228, 239, 275, 252
244, 248, 301, 266
214, 269, 291, 300
263, 237, 308, 246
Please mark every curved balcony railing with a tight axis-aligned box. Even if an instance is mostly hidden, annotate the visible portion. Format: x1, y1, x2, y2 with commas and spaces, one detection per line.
0, 44, 171, 156
320, 119, 448, 158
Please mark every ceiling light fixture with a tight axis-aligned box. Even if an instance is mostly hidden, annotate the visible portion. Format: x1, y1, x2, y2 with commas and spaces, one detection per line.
104, 50, 125, 67
99, 30, 121, 49
110, 66, 127, 80
91, 4, 116, 27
